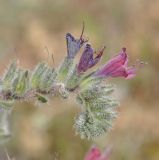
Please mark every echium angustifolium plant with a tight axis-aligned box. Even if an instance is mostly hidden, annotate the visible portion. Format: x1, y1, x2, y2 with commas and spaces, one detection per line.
0, 27, 138, 141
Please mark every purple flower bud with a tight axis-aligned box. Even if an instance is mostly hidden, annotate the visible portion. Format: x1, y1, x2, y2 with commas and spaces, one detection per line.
94, 48, 136, 79
77, 44, 105, 73
66, 29, 87, 58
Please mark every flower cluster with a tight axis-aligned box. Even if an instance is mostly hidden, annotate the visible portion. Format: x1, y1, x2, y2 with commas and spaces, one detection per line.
65, 30, 136, 79
0, 28, 138, 141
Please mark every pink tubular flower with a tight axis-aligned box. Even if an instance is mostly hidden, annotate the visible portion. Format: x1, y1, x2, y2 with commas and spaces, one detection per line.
94, 48, 136, 79
84, 146, 112, 160
77, 44, 105, 73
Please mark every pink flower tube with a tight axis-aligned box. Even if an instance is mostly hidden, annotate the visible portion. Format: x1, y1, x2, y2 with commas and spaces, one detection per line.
94, 48, 136, 79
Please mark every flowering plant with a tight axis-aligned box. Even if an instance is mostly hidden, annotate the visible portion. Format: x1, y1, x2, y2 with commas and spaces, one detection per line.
0, 28, 137, 143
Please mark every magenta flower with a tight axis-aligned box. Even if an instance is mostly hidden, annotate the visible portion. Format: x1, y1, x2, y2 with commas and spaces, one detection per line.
66, 30, 87, 59
94, 48, 136, 79
77, 44, 105, 73
84, 146, 111, 160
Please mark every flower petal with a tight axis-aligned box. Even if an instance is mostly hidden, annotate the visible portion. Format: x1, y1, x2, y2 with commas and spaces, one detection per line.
94, 48, 128, 77
125, 67, 136, 79
77, 44, 104, 73
66, 30, 87, 58
77, 44, 94, 73
88, 46, 105, 68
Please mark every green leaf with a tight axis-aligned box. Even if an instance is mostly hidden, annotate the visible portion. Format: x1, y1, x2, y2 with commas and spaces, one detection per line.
36, 94, 48, 103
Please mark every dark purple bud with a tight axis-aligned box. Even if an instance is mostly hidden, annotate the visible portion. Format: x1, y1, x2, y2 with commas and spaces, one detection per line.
94, 48, 137, 79
66, 27, 87, 58
77, 44, 105, 74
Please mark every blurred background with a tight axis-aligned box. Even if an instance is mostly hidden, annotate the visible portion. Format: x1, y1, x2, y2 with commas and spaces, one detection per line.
0, 0, 159, 159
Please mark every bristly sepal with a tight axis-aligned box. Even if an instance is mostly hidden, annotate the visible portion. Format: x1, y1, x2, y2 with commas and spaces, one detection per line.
30, 62, 57, 91
55, 57, 74, 82
65, 66, 84, 90
2, 60, 18, 92
12, 69, 29, 96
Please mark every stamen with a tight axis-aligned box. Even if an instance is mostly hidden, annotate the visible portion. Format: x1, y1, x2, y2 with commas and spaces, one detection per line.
135, 59, 147, 68
80, 21, 85, 39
